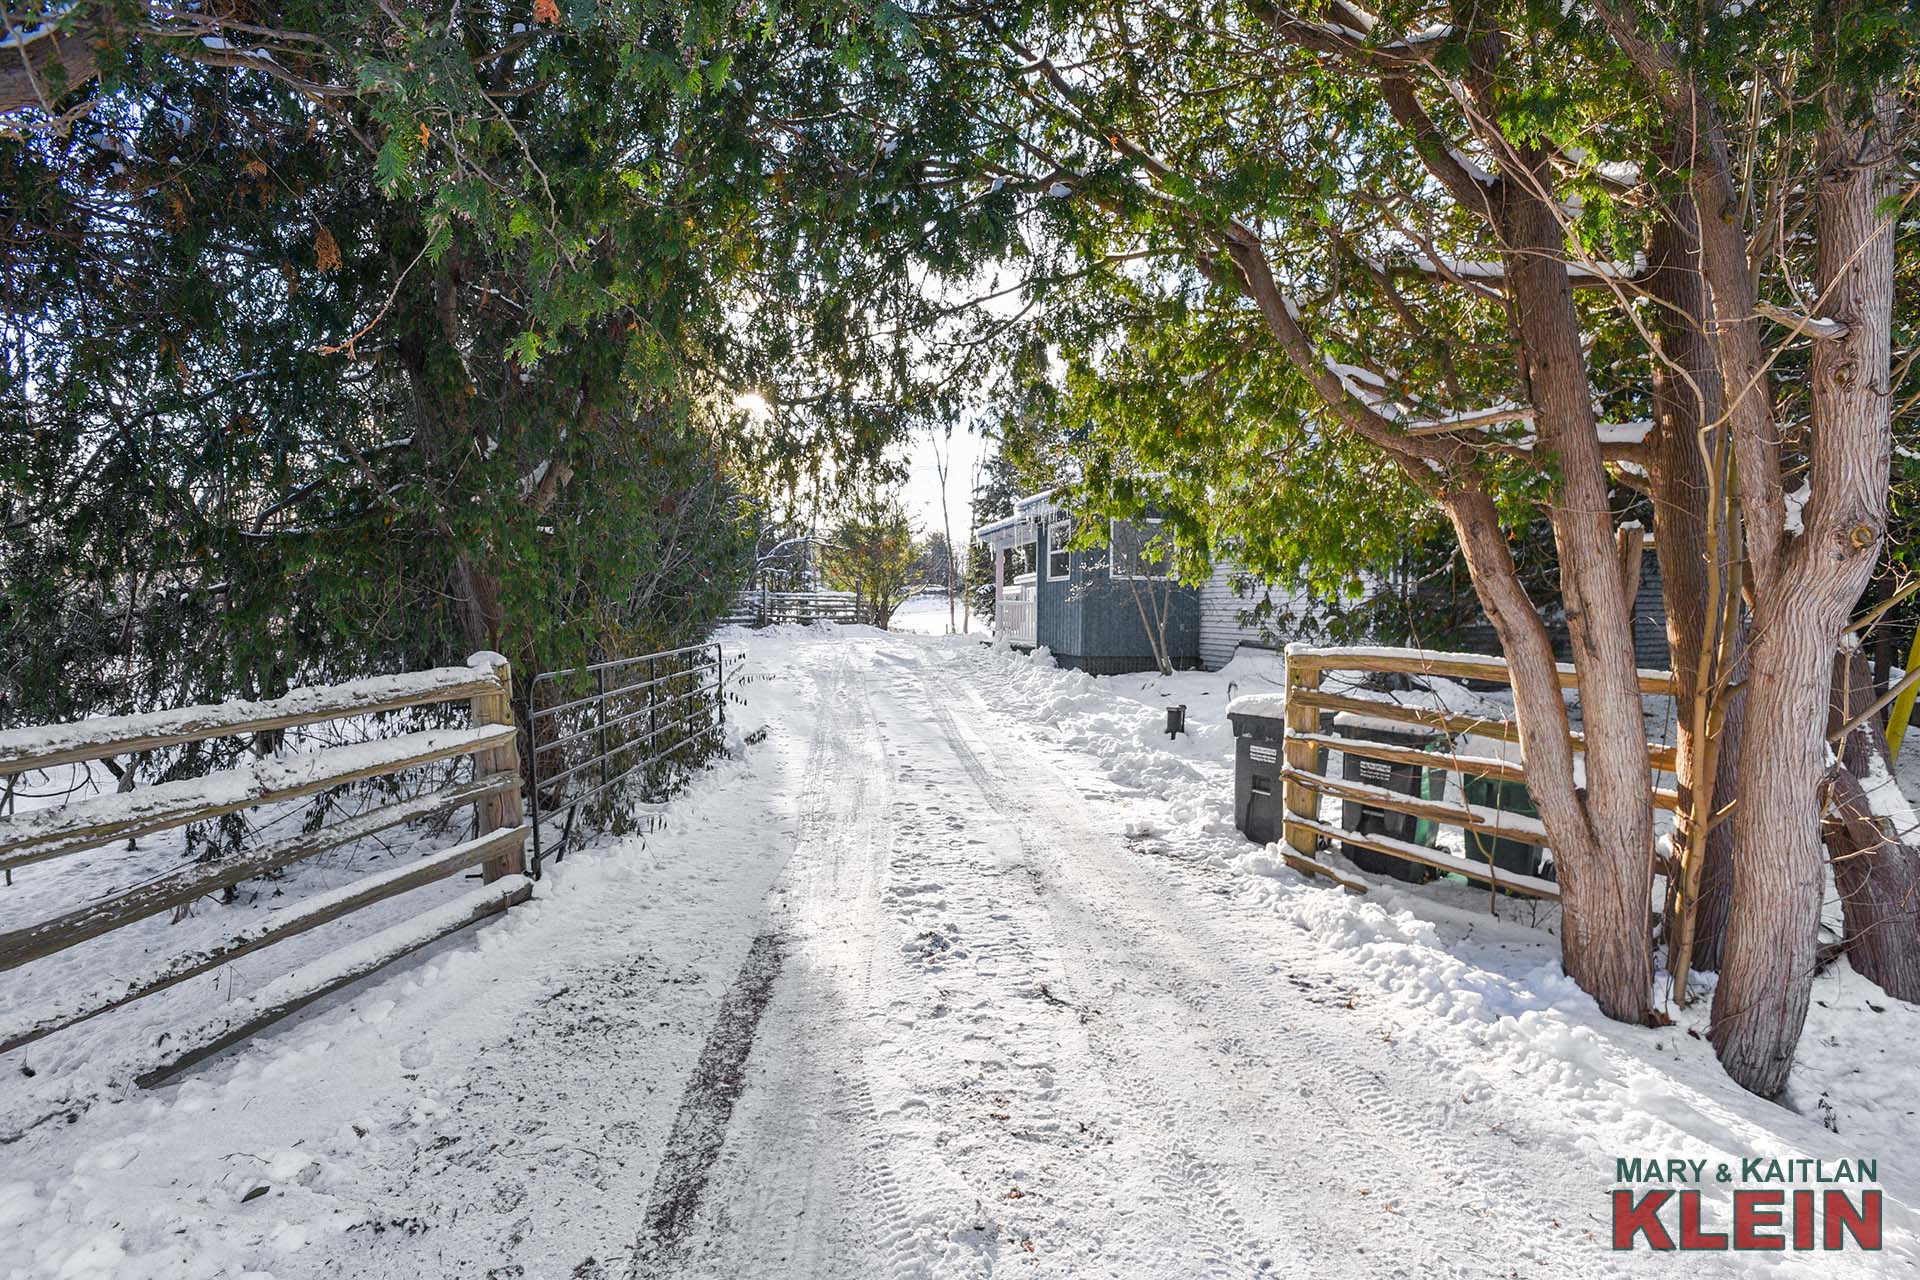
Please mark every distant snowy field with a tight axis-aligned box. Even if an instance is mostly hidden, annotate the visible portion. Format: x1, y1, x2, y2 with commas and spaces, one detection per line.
2, 625, 1917, 1276
887, 589, 976, 635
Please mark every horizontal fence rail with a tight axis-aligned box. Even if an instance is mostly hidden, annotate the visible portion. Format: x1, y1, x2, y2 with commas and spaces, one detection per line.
0, 652, 530, 1080
526, 642, 726, 874
1275, 645, 1679, 902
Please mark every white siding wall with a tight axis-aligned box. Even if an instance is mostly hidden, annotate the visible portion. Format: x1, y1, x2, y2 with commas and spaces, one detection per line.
1198, 561, 1312, 671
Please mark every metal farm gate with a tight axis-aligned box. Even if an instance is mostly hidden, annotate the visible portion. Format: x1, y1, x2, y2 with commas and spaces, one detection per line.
526, 643, 727, 874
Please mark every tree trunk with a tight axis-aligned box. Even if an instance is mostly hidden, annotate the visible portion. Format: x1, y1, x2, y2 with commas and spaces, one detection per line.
1714, 601, 1845, 1094
0, 14, 103, 115
1822, 648, 1920, 999
1493, 179, 1655, 1022
1712, 99, 1896, 1097
452, 553, 506, 655
1217, 65, 1655, 1023
1643, 204, 1745, 972
1442, 487, 1651, 1021
1123, 576, 1175, 676
395, 247, 512, 662
1685, 124, 1791, 593
1686, 650, 1744, 972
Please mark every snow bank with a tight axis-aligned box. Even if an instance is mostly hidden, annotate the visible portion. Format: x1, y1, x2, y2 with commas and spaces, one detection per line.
957, 631, 1920, 1211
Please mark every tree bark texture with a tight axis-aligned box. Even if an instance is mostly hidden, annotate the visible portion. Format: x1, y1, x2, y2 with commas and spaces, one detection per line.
1644, 205, 1746, 973
1713, 100, 1897, 1096
1822, 649, 1920, 1000
1493, 175, 1655, 1023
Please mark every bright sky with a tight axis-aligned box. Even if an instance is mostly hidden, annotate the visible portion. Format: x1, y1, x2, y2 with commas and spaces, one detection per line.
733, 393, 992, 545
899, 426, 988, 546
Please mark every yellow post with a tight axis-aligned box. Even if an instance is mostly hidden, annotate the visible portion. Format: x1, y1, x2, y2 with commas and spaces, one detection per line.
1281, 652, 1324, 855
468, 651, 526, 880
1889, 628, 1920, 760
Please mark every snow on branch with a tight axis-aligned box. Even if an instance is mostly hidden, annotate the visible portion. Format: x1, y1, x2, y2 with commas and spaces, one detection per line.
1401, 402, 1533, 435
1756, 301, 1850, 341
1387, 397, 1653, 453
1558, 145, 1643, 189
1324, 357, 1397, 408
1369, 251, 1649, 286
1272, 1, 1457, 66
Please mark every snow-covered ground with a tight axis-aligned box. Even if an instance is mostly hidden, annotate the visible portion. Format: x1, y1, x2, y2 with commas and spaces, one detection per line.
3, 628, 1916, 1277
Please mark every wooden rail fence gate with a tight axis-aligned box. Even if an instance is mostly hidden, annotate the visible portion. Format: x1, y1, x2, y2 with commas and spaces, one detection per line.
1274, 645, 1679, 903
0, 652, 530, 1087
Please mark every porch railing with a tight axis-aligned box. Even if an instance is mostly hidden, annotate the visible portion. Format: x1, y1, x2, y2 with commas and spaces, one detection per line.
997, 581, 1037, 646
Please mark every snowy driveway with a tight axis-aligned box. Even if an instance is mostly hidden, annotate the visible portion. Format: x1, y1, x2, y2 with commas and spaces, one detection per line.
5, 631, 1914, 1278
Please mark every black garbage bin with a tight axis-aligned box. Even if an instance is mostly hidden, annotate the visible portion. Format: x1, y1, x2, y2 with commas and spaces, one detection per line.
1229, 704, 1328, 846
1228, 707, 1287, 844
1333, 713, 1443, 883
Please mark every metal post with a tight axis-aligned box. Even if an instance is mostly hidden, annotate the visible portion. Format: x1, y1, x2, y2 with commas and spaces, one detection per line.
596, 666, 610, 795
527, 711, 545, 877
715, 644, 725, 731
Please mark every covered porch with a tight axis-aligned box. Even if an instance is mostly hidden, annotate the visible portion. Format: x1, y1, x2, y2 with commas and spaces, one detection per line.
974, 494, 1054, 649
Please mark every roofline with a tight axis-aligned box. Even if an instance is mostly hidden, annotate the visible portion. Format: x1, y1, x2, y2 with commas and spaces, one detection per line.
974, 488, 1066, 543
1014, 488, 1058, 513
973, 511, 1035, 541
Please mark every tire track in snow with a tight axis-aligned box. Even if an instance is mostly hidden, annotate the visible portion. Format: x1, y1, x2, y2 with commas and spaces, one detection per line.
630, 649, 866, 1278
916, 672, 1278, 1276
944, 670, 1639, 1278
865, 670, 1158, 1270
805, 658, 952, 1280
637, 645, 944, 1278
627, 929, 787, 1276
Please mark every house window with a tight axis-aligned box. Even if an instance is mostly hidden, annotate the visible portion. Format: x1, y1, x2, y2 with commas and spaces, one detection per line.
1047, 517, 1071, 580
1003, 542, 1036, 583
1110, 517, 1170, 579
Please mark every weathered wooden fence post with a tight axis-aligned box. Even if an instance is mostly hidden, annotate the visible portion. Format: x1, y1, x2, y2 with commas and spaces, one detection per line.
469, 651, 526, 880
1281, 649, 1323, 856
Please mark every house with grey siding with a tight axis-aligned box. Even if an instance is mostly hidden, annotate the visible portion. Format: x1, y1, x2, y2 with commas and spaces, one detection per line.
1197, 562, 1315, 671
981, 491, 1672, 675
1202, 554, 1672, 672
975, 492, 1200, 674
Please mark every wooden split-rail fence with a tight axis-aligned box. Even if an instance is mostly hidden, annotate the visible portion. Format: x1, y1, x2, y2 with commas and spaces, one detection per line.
0, 652, 530, 1087
1274, 646, 1679, 901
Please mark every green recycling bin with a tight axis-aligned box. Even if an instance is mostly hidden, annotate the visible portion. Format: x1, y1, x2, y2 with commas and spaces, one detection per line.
1462, 774, 1553, 882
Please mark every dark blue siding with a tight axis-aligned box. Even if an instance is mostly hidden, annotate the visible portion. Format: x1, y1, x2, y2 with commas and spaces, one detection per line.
1034, 520, 1081, 654
1046, 528, 1198, 673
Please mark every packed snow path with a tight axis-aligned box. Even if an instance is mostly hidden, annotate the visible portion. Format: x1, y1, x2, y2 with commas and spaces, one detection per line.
6, 631, 1914, 1278
634, 641, 1583, 1278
